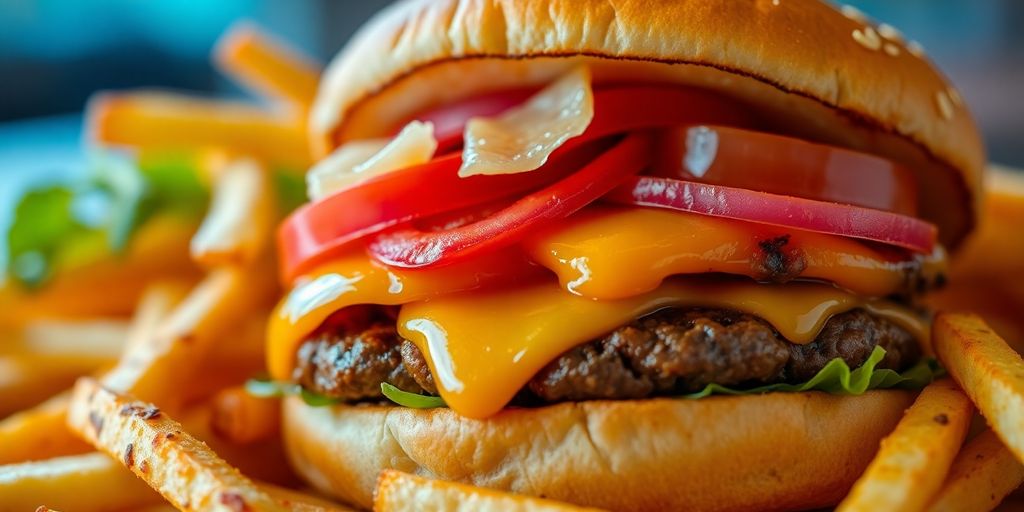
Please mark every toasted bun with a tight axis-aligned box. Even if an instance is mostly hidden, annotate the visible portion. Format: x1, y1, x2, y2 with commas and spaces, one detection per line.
283, 391, 915, 511
310, 0, 984, 246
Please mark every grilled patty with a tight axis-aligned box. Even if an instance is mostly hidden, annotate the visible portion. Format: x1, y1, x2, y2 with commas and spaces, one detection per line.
292, 307, 919, 403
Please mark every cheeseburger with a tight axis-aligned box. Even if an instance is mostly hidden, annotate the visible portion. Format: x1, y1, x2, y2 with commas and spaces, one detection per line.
263, 0, 983, 510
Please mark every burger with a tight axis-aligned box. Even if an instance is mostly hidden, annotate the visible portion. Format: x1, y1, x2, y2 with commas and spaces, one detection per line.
261, 0, 984, 510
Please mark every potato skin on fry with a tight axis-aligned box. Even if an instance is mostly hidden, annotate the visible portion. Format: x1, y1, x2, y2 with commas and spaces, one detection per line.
934, 313, 1024, 465
926, 429, 1024, 512
66, 378, 285, 512
836, 379, 973, 512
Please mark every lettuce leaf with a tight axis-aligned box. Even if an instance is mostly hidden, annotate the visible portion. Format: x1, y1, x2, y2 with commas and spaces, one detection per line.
246, 347, 942, 410
682, 346, 942, 399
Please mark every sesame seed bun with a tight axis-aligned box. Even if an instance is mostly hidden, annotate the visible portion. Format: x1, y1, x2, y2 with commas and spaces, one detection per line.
309, 0, 984, 247
282, 391, 915, 511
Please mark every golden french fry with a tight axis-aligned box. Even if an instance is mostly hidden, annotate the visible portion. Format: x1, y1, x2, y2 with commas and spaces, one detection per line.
0, 393, 90, 465
836, 379, 973, 512
86, 91, 311, 170
374, 470, 607, 512
0, 452, 161, 512
191, 157, 275, 268
0, 352, 114, 417
209, 386, 281, 445
926, 429, 1024, 512
67, 378, 285, 512
934, 313, 1024, 464
103, 263, 277, 410
214, 22, 321, 109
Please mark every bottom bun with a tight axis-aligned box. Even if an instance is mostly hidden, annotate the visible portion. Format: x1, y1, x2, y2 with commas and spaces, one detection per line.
283, 391, 914, 512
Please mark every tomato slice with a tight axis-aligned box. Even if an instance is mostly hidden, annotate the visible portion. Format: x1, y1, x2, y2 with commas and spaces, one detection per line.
281, 86, 753, 279
605, 176, 936, 254
653, 126, 918, 215
278, 146, 598, 281
368, 134, 653, 268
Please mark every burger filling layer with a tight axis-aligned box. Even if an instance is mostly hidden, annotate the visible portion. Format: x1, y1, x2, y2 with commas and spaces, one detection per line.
292, 306, 919, 403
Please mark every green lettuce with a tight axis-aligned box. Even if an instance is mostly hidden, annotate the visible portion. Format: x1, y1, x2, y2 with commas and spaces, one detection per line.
245, 347, 942, 410
4, 147, 308, 288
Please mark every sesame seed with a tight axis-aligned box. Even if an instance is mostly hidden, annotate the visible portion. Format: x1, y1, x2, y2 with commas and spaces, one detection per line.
948, 86, 963, 107
840, 5, 867, 23
852, 26, 881, 51
883, 42, 901, 56
936, 91, 954, 120
772, 0, 779, 5
877, 23, 903, 42
907, 40, 926, 58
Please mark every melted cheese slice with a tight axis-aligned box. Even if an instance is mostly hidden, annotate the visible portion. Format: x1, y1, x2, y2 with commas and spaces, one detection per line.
266, 248, 539, 379
524, 207, 946, 299
398, 277, 927, 419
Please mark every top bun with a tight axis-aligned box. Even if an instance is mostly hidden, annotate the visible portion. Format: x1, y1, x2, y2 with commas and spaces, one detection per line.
310, 0, 984, 246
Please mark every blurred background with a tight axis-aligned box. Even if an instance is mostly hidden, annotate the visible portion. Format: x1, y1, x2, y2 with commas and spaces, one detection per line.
0, 0, 1021, 201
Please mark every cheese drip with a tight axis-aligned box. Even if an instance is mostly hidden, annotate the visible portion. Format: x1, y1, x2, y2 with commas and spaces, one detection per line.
398, 278, 927, 419
524, 207, 946, 300
266, 248, 539, 380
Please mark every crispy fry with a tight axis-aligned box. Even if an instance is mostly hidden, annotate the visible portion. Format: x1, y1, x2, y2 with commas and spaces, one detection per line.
67, 378, 286, 512
191, 157, 275, 268
214, 22, 321, 109
926, 429, 1024, 512
374, 470, 607, 512
836, 379, 973, 512
0, 452, 161, 512
0, 393, 90, 465
934, 313, 1024, 464
86, 91, 311, 169
210, 386, 281, 444
103, 263, 277, 410
0, 352, 114, 417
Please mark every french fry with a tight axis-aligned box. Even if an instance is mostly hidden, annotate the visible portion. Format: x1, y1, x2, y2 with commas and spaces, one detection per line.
214, 22, 321, 109
836, 379, 973, 512
67, 378, 285, 512
0, 352, 114, 417
374, 470, 607, 512
209, 386, 281, 445
933, 313, 1024, 464
103, 262, 278, 411
0, 452, 161, 512
926, 429, 1024, 512
86, 91, 311, 170
0, 393, 90, 465
191, 157, 275, 268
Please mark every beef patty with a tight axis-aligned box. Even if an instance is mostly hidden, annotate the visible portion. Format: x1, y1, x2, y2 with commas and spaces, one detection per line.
292, 307, 920, 403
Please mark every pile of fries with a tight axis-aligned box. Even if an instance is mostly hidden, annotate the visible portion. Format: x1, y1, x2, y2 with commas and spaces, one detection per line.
3, 22, 1024, 512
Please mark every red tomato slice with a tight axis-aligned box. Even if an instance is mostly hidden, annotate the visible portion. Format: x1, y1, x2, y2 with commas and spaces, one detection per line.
369, 134, 653, 268
653, 125, 918, 215
605, 176, 936, 254
280, 86, 752, 279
